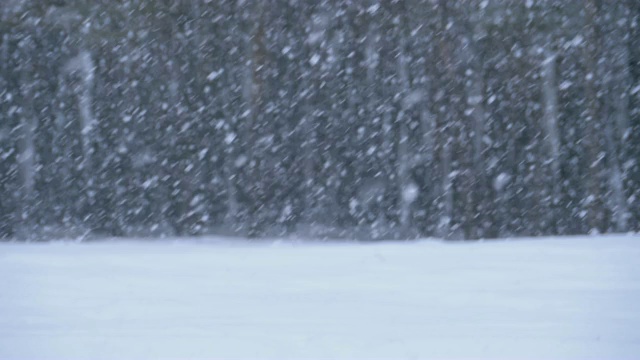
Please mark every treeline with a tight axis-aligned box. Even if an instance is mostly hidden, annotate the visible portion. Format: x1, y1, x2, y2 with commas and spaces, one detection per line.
0, 0, 639, 240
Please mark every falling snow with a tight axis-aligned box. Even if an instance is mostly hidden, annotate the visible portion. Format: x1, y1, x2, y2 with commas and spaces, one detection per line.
0, 2, 638, 240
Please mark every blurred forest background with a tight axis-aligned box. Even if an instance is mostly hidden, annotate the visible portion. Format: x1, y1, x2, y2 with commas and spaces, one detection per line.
1, 0, 639, 240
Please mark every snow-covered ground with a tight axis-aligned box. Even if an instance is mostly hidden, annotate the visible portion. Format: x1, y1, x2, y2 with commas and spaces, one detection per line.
1, 235, 639, 359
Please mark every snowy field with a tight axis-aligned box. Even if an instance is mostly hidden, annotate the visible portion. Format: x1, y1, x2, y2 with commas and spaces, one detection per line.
1, 235, 639, 359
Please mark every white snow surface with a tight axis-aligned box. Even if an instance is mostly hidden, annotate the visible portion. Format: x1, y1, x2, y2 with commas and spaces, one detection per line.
1, 235, 639, 359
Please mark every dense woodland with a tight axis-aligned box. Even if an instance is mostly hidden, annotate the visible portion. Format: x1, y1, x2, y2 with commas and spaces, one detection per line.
1, 0, 639, 240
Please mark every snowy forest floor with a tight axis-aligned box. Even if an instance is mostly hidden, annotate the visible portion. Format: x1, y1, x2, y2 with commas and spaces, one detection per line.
1, 235, 639, 359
